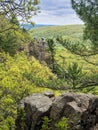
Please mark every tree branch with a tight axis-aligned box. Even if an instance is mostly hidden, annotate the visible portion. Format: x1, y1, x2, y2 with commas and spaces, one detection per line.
83, 57, 98, 66
79, 81, 98, 89
0, 26, 18, 33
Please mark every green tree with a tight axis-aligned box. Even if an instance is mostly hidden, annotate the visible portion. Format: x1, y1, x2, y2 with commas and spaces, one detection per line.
70, 0, 98, 90
0, 0, 39, 23
71, 0, 98, 48
0, 0, 40, 55
65, 62, 85, 90
46, 38, 56, 72
0, 30, 17, 55
0, 15, 32, 55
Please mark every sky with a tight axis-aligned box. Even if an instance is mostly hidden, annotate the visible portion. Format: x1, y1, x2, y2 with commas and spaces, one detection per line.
33, 0, 84, 25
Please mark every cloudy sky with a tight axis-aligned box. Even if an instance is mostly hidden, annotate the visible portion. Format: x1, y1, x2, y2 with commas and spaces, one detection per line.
33, 0, 84, 25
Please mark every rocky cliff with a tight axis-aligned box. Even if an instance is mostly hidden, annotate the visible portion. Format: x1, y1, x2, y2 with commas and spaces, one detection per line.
15, 92, 98, 130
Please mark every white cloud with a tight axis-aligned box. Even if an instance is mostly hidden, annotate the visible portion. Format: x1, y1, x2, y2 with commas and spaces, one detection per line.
33, 0, 84, 25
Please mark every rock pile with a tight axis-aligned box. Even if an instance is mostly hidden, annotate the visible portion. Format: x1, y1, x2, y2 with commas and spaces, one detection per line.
15, 92, 98, 130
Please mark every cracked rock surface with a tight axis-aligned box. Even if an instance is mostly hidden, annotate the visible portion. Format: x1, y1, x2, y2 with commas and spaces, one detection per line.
15, 92, 98, 130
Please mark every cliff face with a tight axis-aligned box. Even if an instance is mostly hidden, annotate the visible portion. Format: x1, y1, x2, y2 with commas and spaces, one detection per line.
15, 92, 98, 130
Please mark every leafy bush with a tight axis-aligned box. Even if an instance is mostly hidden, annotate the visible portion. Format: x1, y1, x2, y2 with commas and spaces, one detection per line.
41, 116, 51, 130
55, 117, 68, 130
40, 116, 68, 130
0, 52, 56, 129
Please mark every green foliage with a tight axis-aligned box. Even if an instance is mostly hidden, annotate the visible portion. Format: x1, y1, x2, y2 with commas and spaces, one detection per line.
0, 15, 32, 55
71, 0, 98, 48
29, 29, 98, 92
79, 71, 98, 94
30, 25, 84, 38
10, 14, 19, 26
0, 0, 39, 23
41, 116, 51, 130
55, 117, 68, 130
65, 62, 85, 89
55, 61, 85, 90
46, 38, 56, 72
6, 116, 15, 130
56, 35, 92, 57
0, 31, 17, 55
0, 52, 56, 129
17, 108, 26, 130
41, 116, 68, 130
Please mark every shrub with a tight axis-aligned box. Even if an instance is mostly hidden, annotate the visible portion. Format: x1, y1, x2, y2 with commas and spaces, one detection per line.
0, 52, 56, 129
41, 116, 51, 130
55, 117, 68, 130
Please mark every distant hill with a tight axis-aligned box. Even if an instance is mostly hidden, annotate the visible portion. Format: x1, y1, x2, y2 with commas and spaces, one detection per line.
21, 24, 55, 30
30, 24, 84, 39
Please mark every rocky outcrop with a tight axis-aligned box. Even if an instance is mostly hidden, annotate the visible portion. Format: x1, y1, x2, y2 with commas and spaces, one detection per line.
15, 92, 98, 130
50, 93, 95, 130
80, 98, 98, 130
16, 93, 53, 130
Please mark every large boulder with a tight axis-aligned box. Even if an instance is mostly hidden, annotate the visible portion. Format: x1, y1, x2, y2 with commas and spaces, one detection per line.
16, 93, 53, 130
80, 98, 98, 130
15, 92, 98, 130
50, 93, 95, 130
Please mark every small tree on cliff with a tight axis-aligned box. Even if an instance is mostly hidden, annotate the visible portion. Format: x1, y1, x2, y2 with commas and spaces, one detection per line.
46, 38, 56, 73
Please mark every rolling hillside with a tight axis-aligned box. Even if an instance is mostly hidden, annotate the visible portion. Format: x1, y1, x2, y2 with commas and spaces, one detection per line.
21, 24, 54, 30
30, 24, 98, 74
23, 24, 98, 77
30, 24, 84, 39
